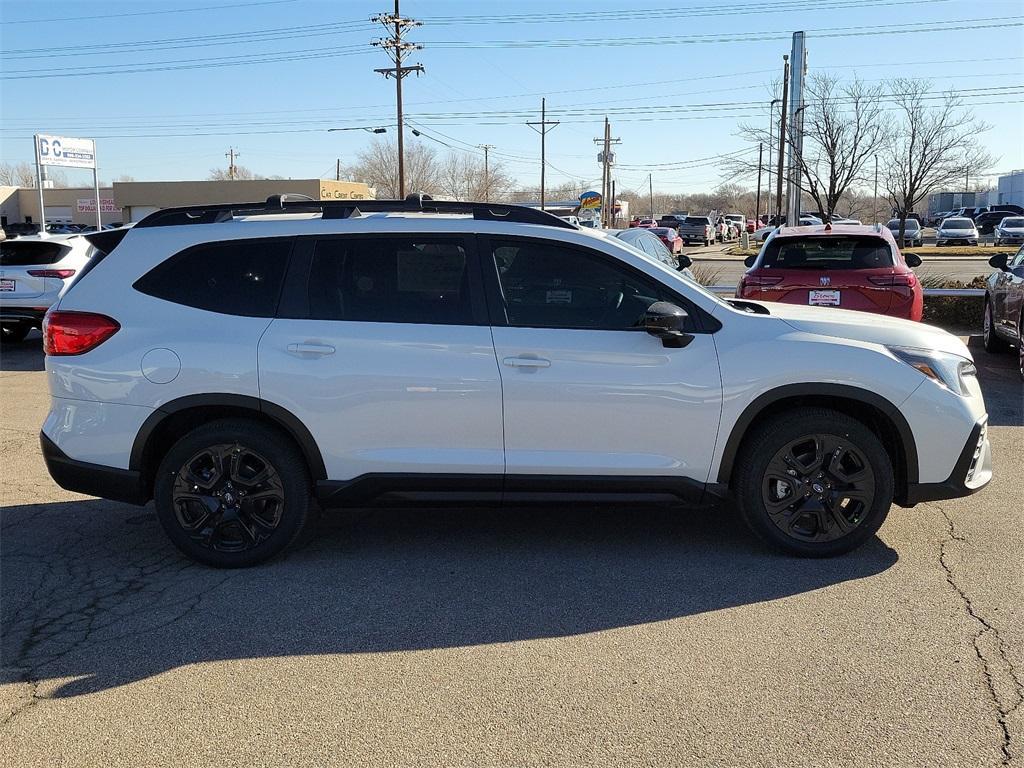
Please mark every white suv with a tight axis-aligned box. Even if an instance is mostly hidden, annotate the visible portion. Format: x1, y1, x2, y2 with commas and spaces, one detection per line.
40, 196, 993, 567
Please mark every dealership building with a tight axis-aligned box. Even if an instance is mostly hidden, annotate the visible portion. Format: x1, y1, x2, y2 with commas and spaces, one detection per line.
0, 178, 374, 229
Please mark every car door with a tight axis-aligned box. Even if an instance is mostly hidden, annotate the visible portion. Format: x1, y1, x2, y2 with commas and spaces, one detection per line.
992, 245, 1022, 332
1003, 245, 1024, 338
258, 234, 504, 484
481, 235, 723, 491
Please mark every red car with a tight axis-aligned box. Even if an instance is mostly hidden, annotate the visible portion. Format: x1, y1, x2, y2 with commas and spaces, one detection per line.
649, 226, 683, 254
736, 224, 924, 320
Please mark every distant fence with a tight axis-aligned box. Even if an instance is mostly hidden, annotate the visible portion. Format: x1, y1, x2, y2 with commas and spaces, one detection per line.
708, 286, 985, 297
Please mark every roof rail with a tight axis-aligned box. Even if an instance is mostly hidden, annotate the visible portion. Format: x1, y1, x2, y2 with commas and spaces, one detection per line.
133, 193, 578, 230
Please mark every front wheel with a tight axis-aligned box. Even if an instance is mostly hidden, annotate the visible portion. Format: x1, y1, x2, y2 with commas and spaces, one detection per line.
983, 299, 1009, 352
733, 409, 893, 557
154, 419, 315, 567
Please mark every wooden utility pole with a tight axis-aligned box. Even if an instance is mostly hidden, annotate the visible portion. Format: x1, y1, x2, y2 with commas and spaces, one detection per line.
372, 0, 423, 198
225, 147, 240, 180
774, 55, 790, 222
755, 142, 763, 223
477, 144, 495, 201
648, 173, 654, 219
336, 158, 341, 181
593, 118, 620, 227
526, 98, 559, 210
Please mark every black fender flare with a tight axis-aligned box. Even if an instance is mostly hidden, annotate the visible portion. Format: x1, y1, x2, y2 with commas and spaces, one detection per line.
129, 393, 327, 480
715, 383, 919, 486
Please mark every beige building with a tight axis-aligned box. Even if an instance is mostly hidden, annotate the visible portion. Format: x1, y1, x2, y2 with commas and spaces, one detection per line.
0, 179, 374, 230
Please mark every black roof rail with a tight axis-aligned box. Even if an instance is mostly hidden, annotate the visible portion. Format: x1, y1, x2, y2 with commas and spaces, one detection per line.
133, 194, 578, 230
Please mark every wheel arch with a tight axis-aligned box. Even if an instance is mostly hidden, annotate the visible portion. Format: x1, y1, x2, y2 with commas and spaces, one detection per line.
130, 394, 327, 499
717, 384, 919, 504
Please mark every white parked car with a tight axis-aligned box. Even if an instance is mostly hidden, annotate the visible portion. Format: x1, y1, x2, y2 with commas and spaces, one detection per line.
0, 233, 100, 342
994, 216, 1024, 246
936, 217, 979, 246
41, 196, 992, 566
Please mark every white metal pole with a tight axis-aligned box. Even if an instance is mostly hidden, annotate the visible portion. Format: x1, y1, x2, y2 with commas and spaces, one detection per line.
34, 135, 46, 234
93, 141, 101, 230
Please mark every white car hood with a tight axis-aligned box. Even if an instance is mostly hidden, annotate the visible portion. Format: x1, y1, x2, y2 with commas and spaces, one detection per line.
750, 302, 972, 359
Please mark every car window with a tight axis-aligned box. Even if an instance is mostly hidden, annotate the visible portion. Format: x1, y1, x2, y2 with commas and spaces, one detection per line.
684, 217, 710, 225
761, 236, 894, 270
308, 237, 472, 325
1001, 218, 1024, 227
944, 218, 974, 229
1011, 246, 1024, 269
490, 239, 689, 331
134, 239, 290, 317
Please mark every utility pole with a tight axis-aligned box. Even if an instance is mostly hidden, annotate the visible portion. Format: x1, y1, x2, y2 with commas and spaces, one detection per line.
225, 147, 240, 180
755, 142, 763, 224
336, 158, 341, 182
372, 0, 424, 199
648, 173, 654, 219
526, 98, 559, 210
593, 117, 620, 227
767, 98, 780, 222
775, 55, 789, 223
873, 155, 879, 224
785, 32, 807, 226
477, 144, 495, 201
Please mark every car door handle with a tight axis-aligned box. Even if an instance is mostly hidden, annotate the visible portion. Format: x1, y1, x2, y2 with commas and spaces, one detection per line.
287, 343, 336, 356
503, 356, 551, 368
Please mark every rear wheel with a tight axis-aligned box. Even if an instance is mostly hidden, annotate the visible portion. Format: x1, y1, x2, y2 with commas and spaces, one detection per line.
154, 419, 315, 567
983, 299, 1009, 352
1018, 318, 1024, 381
733, 409, 893, 557
1, 323, 30, 343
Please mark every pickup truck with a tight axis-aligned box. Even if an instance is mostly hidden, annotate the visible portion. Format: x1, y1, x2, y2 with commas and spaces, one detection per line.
676, 215, 714, 246
657, 213, 688, 229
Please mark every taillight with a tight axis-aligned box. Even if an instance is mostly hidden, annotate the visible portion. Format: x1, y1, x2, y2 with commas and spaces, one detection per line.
869, 274, 916, 287
43, 311, 120, 356
27, 269, 76, 279
743, 275, 785, 287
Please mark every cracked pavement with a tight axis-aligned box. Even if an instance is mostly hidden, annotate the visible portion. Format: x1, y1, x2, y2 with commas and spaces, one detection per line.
1, 332, 1021, 767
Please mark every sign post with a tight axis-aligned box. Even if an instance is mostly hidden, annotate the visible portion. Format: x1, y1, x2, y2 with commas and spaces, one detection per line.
34, 133, 100, 231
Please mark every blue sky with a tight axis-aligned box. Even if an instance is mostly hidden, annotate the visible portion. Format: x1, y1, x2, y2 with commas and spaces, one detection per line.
1, 0, 1022, 195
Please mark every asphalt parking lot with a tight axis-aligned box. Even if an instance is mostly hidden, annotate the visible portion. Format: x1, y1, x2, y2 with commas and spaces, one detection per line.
1, 335, 1021, 767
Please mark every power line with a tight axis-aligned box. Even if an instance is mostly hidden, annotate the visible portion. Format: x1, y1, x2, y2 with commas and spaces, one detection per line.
0, 0, 298, 25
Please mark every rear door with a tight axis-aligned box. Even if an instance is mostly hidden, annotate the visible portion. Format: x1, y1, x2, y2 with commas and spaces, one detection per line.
0, 240, 70, 299
999, 245, 1024, 336
258, 234, 504, 483
482, 235, 722, 488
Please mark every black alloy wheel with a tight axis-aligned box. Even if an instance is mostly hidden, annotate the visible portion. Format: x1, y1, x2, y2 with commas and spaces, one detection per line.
761, 434, 875, 544
734, 408, 894, 557
172, 443, 285, 553
154, 419, 314, 567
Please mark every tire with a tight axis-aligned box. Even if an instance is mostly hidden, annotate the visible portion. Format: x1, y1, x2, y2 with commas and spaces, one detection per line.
1018, 318, 1024, 382
733, 408, 894, 557
1, 323, 30, 343
983, 299, 1009, 353
154, 418, 315, 567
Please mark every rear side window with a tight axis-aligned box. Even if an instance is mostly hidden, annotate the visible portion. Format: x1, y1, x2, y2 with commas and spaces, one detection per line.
761, 236, 894, 270
685, 217, 709, 225
0, 241, 70, 266
308, 237, 472, 324
134, 239, 291, 317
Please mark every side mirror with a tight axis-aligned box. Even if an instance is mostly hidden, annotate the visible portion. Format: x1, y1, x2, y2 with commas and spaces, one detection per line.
642, 302, 693, 348
677, 254, 692, 269
744, 254, 757, 268
989, 253, 1009, 271
905, 253, 922, 268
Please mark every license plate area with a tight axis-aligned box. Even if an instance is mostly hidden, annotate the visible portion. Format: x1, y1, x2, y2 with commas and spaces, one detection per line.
0, 279, 15, 292
809, 289, 840, 306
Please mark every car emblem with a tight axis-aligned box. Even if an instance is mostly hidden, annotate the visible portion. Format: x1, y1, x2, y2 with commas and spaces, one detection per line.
820, 276, 831, 286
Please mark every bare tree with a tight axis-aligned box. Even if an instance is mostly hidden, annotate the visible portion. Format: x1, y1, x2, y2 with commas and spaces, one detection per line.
0, 162, 68, 187
347, 140, 440, 198
726, 74, 888, 221
437, 153, 514, 201
882, 79, 993, 238
208, 165, 259, 181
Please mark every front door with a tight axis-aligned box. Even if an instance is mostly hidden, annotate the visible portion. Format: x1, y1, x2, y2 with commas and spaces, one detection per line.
482, 236, 723, 490
259, 234, 504, 483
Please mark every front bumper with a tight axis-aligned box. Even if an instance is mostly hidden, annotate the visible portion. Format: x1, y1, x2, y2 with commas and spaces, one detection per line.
936, 237, 978, 245
40, 431, 148, 505
903, 418, 992, 505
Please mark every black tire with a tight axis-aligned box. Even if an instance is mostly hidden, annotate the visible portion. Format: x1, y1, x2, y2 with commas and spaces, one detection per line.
983, 299, 1009, 353
733, 408, 894, 557
154, 418, 315, 567
1, 323, 30, 343
1018, 318, 1024, 382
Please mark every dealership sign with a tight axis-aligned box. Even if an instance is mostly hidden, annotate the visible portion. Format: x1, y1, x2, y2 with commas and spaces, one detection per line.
35, 134, 96, 169
77, 198, 118, 213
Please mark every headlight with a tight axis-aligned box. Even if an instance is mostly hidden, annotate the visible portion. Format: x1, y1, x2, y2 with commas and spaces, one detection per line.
888, 346, 977, 396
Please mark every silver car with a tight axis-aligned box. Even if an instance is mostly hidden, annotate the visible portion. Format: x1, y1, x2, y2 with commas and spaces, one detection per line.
936, 217, 979, 246
994, 216, 1024, 246
885, 218, 923, 246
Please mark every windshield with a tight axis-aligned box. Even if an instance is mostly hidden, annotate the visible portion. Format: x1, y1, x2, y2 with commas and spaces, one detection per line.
684, 216, 709, 225
886, 219, 920, 230
760, 236, 894, 270
650, 227, 672, 236
1001, 218, 1024, 227
943, 218, 974, 229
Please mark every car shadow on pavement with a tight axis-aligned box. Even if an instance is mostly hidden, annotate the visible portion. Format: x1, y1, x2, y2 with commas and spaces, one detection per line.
0, 499, 897, 699
966, 337, 1023, 427
0, 333, 44, 372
